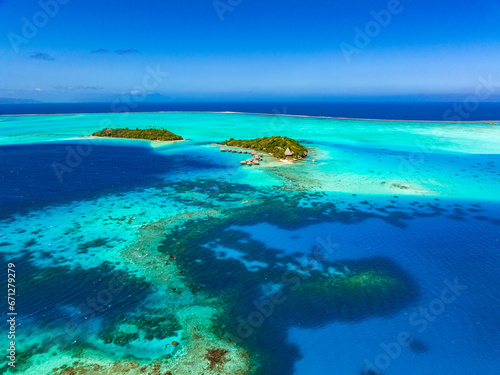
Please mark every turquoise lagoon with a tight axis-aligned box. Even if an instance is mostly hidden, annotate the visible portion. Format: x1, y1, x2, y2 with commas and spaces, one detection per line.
0, 112, 499, 374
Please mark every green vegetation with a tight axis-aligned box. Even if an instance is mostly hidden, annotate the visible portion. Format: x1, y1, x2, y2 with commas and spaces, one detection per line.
92, 127, 183, 141
286, 267, 411, 323
297, 270, 403, 298
220, 136, 308, 160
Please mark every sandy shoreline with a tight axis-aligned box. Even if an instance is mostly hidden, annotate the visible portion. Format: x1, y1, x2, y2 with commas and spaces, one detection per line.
87, 135, 188, 143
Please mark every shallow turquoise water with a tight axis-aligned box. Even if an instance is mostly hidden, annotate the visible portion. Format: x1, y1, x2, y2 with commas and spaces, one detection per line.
0, 112, 499, 374
2, 112, 499, 199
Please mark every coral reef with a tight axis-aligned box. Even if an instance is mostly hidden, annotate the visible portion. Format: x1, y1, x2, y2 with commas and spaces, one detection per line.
285, 261, 416, 324
206, 348, 229, 370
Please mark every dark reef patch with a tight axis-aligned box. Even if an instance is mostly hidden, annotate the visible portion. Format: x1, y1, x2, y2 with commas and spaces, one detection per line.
77, 237, 113, 252
407, 338, 429, 354
282, 257, 419, 326
24, 238, 37, 248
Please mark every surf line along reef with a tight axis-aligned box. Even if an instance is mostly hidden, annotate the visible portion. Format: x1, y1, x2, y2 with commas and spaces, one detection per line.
219, 136, 309, 165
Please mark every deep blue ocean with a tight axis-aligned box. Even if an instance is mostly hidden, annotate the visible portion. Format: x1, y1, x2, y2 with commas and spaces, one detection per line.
2, 101, 500, 121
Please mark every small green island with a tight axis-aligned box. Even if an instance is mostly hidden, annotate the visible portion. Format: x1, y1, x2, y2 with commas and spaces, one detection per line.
220, 136, 308, 160
92, 127, 183, 141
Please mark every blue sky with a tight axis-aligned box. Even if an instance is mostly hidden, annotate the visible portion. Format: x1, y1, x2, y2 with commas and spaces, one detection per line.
1, 0, 500, 102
